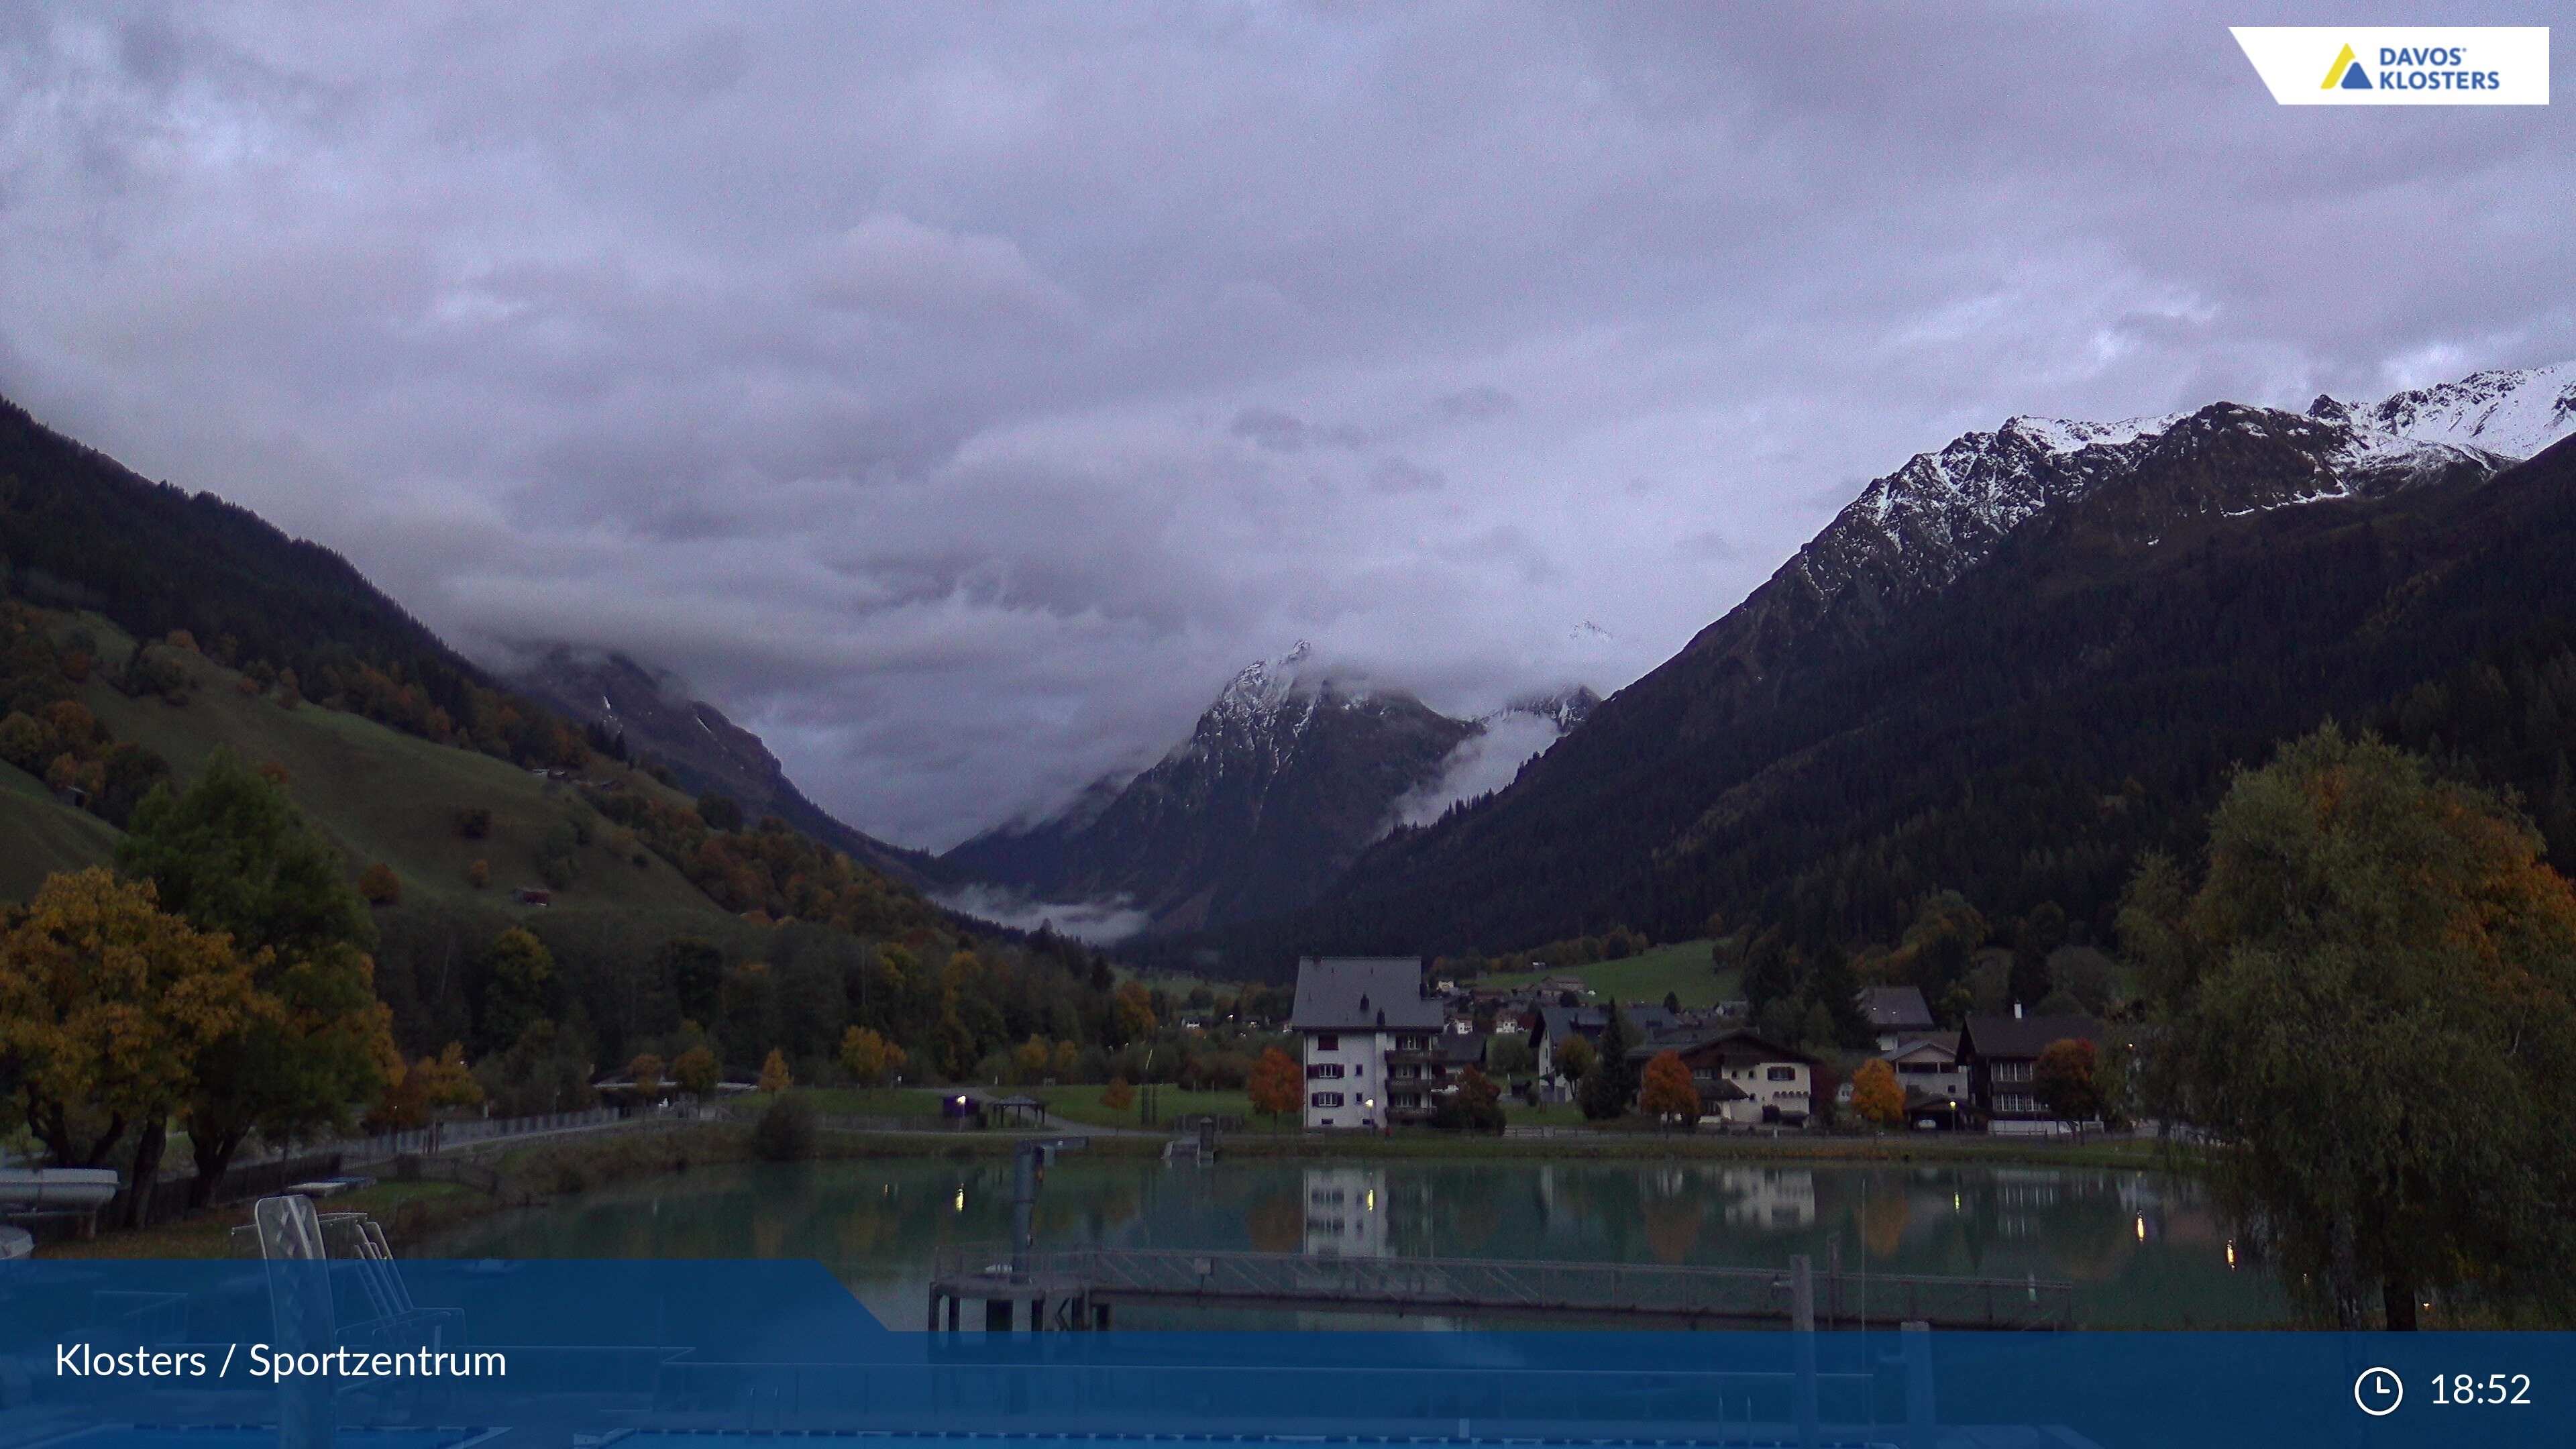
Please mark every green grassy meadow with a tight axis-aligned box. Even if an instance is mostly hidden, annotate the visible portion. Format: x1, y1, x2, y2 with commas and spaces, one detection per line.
1479, 937, 1741, 1008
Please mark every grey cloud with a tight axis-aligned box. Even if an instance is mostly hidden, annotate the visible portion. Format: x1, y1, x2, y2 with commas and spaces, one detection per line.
1434, 384, 1515, 421
1228, 405, 1366, 453
1367, 455, 1444, 494
0, 1, 2565, 849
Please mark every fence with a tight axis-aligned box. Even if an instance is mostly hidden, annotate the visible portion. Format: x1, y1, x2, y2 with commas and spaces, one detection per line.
100, 1149, 346, 1228
337, 1106, 625, 1166
931, 1243, 2075, 1330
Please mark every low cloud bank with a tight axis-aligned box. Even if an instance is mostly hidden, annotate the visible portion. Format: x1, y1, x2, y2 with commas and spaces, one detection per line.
1385, 711, 1568, 833
931, 882, 1153, 945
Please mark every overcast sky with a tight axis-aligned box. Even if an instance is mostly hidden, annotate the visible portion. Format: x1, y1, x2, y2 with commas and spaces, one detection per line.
3, 2, 2569, 851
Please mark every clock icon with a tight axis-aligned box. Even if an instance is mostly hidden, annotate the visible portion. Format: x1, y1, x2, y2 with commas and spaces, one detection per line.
2355, 1366, 2404, 1417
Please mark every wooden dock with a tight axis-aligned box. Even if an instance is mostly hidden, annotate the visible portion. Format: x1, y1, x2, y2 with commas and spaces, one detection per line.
928, 1244, 2074, 1331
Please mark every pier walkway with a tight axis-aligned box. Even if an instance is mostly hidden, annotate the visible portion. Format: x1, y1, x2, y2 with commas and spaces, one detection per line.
927, 1243, 2074, 1331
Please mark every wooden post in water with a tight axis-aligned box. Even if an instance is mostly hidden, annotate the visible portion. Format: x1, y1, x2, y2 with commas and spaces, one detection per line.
1790, 1254, 1818, 1449
1902, 1320, 1937, 1449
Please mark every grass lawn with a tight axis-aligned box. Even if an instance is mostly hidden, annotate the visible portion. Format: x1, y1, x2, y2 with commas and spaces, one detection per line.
784, 1085, 951, 1118
1480, 938, 1740, 1008
1504, 1099, 1589, 1128
776, 1083, 1272, 1132
0, 756, 122, 902
1034, 1083, 1263, 1130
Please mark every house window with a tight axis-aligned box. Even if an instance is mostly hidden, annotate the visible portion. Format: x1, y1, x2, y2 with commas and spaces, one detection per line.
1310, 1091, 1345, 1109
1994, 1061, 2033, 1083
1766, 1065, 1797, 1082
1316, 1033, 1340, 1051
1395, 1034, 1430, 1051
1306, 1063, 1344, 1080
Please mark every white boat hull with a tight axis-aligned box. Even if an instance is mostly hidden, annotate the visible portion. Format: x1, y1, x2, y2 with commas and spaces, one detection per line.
0, 1167, 121, 1212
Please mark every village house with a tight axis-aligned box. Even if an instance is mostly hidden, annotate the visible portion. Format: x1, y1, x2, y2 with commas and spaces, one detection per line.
1959, 1008, 2104, 1125
1625, 1028, 1821, 1126
1857, 985, 1937, 1053
1882, 1031, 1969, 1126
1291, 956, 1445, 1130
1527, 1002, 1606, 1086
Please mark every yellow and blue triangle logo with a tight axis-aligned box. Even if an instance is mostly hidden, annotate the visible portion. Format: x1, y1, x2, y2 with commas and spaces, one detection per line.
2320, 43, 2373, 90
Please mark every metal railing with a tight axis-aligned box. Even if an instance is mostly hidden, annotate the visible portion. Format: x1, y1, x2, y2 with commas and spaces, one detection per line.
931, 1242, 2073, 1329
334, 1106, 625, 1165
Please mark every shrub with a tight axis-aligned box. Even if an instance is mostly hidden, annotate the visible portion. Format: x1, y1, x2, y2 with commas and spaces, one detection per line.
358, 862, 402, 906
466, 859, 490, 889
750, 1094, 817, 1161
455, 806, 492, 840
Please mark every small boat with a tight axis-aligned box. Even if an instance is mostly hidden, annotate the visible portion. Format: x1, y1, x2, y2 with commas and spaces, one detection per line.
0, 1224, 33, 1259
0, 1167, 122, 1212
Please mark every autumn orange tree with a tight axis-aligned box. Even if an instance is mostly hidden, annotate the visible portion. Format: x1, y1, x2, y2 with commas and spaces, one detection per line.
2124, 725, 2576, 1328
1246, 1046, 1301, 1129
1638, 1049, 1699, 1124
0, 869, 266, 1203
1849, 1057, 1906, 1127
357, 863, 402, 906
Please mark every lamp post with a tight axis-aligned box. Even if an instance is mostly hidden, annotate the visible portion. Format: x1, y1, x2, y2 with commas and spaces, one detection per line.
1010, 1135, 1090, 1280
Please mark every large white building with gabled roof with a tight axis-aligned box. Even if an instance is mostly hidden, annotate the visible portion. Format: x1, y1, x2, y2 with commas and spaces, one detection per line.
1289, 955, 1444, 1130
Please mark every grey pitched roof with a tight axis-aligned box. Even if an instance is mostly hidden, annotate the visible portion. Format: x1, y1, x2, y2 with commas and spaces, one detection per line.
1859, 986, 1935, 1031
1960, 1013, 2102, 1061
1438, 1032, 1488, 1065
1290, 956, 1444, 1031
1625, 1004, 1682, 1036
1623, 1027, 1819, 1067
1886, 1030, 1961, 1062
1534, 1002, 1607, 1044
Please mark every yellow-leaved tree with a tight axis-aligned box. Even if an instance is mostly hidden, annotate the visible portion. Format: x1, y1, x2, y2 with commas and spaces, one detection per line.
839, 1025, 890, 1085
757, 1047, 794, 1092
0, 869, 267, 1185
376, 1042, 485, 1130
1012, 1034, 1052, 1083
114, 751, 399, 1212
672, 1043, 721, 1099
1849, 1057, 1906, 1128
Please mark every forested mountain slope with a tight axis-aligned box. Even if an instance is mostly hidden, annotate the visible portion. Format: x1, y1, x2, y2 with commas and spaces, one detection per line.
1189, 372, 2576, 975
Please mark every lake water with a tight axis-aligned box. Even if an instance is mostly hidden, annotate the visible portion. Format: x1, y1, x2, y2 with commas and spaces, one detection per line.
418, 1156, 2289, 1329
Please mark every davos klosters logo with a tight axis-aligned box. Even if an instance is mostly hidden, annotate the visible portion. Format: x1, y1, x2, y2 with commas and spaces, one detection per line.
2233, 27, 2548, 105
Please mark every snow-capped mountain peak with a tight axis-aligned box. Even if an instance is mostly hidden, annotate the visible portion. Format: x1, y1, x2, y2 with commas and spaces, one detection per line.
1792, 361, 2575, 623
2314, 362, 2576, 462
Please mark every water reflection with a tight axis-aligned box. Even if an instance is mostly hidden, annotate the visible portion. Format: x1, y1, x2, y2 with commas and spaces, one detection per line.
421, 1157, 2288, 1329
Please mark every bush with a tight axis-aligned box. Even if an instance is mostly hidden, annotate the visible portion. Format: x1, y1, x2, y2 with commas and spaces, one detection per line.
749, 1095, 817, 1161
358, 862, 402, 906
455, 806, 492, 840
